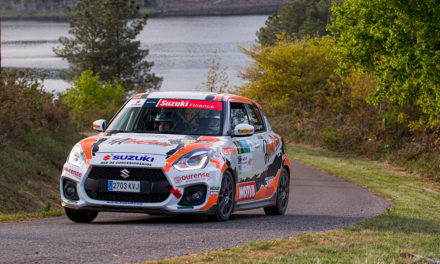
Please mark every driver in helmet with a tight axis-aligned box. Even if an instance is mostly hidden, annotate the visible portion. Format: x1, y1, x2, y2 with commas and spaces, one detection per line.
197, 112, 220, 134
155, 111, 175, 133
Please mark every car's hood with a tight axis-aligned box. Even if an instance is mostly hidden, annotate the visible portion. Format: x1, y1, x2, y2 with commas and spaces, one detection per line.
82, 133, 226, 168
91, 133, 211, 155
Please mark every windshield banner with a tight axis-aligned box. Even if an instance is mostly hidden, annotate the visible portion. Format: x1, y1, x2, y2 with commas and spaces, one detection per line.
156, 99, 222, 111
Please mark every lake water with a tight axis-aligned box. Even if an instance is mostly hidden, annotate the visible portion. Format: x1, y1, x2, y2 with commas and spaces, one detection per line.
1, 16, 267, 93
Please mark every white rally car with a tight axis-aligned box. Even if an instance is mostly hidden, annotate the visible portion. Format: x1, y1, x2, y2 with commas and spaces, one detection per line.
61, 92, 292, 222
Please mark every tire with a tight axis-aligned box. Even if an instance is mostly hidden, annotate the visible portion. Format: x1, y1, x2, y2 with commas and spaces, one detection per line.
65, 208, 98, 223
264, 168, 289, 215
211, 170, 235, 221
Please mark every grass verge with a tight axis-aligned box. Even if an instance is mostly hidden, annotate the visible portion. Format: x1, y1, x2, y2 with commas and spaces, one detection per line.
0, 126, 82, 220
0, 208, 64, 223
147, 144, 440, 263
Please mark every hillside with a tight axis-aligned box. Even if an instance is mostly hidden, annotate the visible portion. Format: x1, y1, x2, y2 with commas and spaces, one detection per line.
0, 127, 82, 215
1, 0, 292, 19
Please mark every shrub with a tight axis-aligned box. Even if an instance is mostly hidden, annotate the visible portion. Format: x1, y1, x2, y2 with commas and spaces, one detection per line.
0, 70, 68, 139
63, 70, 125, 130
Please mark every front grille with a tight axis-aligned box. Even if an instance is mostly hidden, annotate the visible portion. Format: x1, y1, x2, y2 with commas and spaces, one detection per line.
85, 166, 170, 203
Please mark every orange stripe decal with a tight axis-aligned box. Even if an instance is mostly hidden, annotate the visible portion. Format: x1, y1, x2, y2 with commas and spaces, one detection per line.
200, 192, 219, 210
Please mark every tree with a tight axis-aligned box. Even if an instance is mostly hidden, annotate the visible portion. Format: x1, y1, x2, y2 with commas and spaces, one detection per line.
200, 50, 230, 93
54, 0, 162, 92
237, 36, 337, 116
256, 0, 331, 46
63, 70, 125, 130
329, 0, 440, 130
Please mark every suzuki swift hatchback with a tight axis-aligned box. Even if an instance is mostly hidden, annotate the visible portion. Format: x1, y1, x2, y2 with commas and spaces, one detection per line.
61, 92, 292, 222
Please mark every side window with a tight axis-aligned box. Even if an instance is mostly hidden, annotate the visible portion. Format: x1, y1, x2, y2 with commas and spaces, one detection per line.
230, 103, 250, 130
259, 108, 271, 131
246, 104, 265, 132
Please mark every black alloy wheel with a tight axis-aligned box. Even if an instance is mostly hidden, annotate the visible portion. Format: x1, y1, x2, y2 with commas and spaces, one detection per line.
264, 168, 289, 215
65, 208, 98, 223
212, 170, 235, 221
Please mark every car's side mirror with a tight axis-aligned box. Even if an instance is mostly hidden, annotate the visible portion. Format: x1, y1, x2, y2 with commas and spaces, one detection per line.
93, 119, 106, 132
233, 124, 254, 137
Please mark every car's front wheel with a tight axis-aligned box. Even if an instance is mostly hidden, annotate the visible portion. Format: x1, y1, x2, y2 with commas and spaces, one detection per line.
264, 168, 289, 215
212, 170, 235, 221
65, 208, 98, 223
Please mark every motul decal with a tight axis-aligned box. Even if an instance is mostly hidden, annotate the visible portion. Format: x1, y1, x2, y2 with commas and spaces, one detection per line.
236, 182, 256, 202
156, 99, 222, 111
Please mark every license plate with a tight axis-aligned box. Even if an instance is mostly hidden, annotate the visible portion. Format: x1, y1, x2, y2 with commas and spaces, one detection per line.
108, 180, 140, 193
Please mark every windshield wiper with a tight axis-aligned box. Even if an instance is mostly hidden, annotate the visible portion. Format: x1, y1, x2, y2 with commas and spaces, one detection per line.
106, 130, 129, 133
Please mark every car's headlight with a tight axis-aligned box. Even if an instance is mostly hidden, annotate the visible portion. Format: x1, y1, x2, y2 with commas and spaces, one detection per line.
173, 149, 210, 171
67, 144, 86, 167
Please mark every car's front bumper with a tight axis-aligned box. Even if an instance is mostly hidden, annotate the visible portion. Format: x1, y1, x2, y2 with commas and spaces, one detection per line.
60, 163, 223, 215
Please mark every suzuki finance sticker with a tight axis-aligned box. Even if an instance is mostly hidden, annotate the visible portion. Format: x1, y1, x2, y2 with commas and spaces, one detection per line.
156, 99, 222, 111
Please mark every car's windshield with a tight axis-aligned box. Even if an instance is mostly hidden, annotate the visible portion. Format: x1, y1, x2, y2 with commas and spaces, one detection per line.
106, 98, 223, 135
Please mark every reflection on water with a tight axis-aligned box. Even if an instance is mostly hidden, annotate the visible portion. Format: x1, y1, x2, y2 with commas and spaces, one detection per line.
2, 16, 267, 92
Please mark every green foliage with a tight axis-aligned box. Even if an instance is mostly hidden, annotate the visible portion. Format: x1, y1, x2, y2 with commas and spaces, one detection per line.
238, 36, 337, 116
0, 70, 69, 139
63, 70, 125, 130
54, 0, 162, 92
200, 50, 230, 93
329, 0, 440, 129
257, 0, 331, 46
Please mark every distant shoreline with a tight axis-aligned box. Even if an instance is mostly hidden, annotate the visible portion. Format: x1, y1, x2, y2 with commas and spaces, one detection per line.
3, 67, 66, 80
2, 7, 276, 22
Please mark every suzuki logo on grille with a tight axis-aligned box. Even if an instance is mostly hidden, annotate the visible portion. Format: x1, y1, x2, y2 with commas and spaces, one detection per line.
120, 169, 130, 179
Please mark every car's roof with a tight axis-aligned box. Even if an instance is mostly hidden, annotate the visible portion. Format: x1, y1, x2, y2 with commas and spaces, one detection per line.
133, 91, 262, 108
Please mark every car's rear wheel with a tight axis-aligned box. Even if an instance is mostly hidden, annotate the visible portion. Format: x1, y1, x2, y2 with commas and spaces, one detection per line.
264, 168, 289, 215
65, 208, 98, 223
212, 170, 235, 221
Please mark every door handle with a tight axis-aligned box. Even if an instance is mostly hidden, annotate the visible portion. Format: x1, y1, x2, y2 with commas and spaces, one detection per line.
255, 144, 261, 149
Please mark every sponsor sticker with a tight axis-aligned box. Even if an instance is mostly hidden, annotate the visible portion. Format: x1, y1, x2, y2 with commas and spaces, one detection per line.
169, 138, 198, 145
100, 154, 154, 166
209, 191, 220, 196
237, 153, 253, 172
233, 140, 251, 154
236, 182, 256, 202
174, 173, 209, 184
107, 138, 171, 146
127, 99, 146, 107
105, 201, 143, 205
221, 147, 237, 156
263, 134, 281, 162
265, 186, 275, 195
237, 128, 254, 134
63, 166, 82, 179
156, 99, 222, 111
265, 176, 275, 185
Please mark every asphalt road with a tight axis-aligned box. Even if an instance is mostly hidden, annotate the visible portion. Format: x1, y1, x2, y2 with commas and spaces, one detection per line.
0, 161, 389, 263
